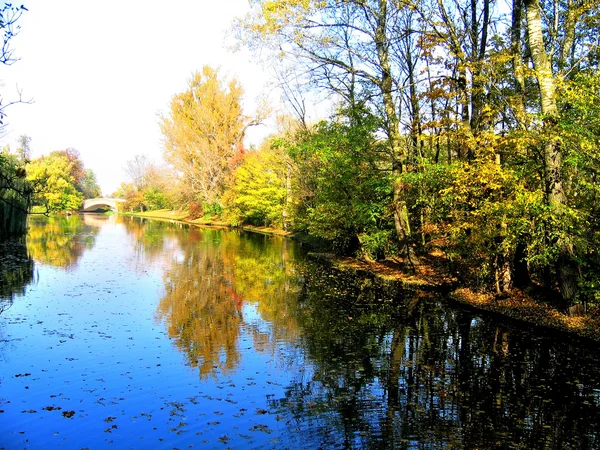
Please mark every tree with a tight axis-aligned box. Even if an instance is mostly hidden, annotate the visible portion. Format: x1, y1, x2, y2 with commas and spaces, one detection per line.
285, 106, 393, 257
0, 3, 28, 136
521, 0, 575, 303
124, 154, 153, 191
119, 155, 177, 212
0, 150, 32, 239
234, 0, 600, 303
0, 4, 30, 239
239, 0, 426, 264
516, 0, 600, 305
79, 169, 101, 198
160, 65, 262, 207
16, 134, 31, 162
26, 151, 85, 212
222, 142, 289, 228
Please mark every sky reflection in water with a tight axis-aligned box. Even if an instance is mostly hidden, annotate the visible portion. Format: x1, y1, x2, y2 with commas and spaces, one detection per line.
1, 215, 600, 449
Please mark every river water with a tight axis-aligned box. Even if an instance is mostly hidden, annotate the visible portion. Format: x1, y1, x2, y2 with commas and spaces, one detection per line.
1, 214, 600, 449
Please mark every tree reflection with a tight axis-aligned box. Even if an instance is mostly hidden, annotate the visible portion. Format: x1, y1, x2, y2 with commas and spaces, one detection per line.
27, 214, 99, 269
156, 228, 304, 379
145, 221, 600, 447
0, 239, 34, 313
121, 217, 192, 272
268, 264, 600, 449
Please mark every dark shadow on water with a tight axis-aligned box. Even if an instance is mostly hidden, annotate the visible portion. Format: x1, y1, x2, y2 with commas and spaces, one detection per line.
267, 264, 600, 449
0, 239, 35, 314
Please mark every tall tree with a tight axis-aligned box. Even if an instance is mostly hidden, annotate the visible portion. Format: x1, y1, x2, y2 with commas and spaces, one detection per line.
16, 134, 31, 162
160, 66, 261, 206
26, 151, 85, 212
521, 0, 585, 304
124, 154, 153, 191
239, 0, 421, 264
0, 4, 30, 239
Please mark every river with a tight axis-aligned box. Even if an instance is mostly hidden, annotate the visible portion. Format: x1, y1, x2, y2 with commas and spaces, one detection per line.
1, 214, 599, 449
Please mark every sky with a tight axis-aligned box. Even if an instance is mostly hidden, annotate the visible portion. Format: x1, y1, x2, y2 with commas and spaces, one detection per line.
0, 0, 277, 196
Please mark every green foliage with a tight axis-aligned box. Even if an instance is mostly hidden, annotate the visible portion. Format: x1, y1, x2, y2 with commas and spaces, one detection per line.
26, 151, 84, 212
222, 146, 288, 228
400, 159, 545, 286
555, 71, 600, 300
235, 0, 600, 305
202, 201, 223, 217
79, 169, 102, 198
144, 187, 172, 210
358, 229, 395, 261
0, 151, 32, 239
284, 108, 393, 256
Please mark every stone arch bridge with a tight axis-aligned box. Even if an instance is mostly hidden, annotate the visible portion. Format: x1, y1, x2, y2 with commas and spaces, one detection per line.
82, 198, 125, 212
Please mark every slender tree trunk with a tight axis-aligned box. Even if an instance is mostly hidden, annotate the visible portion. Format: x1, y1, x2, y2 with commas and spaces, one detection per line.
513, 241, 531, 287
425, 57, 442, 164
405, 30, 422, 160
469, 0, 490, 140
376, 0, 418, 267
458, 64, 471, 160
524, 0, 579, 306
511, 0, 528, 129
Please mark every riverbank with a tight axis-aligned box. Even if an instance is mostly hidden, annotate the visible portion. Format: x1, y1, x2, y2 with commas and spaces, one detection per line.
121, 209, 296, 236
122, 209, 600, 343
310, 252, 600, 343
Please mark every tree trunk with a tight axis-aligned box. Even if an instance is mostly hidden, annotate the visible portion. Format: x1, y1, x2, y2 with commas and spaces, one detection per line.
469, 0, 491, 140
524, 0, 579, 306
512, 241, 531, 287
376, 0, 418, 267
511, 0, 528, 129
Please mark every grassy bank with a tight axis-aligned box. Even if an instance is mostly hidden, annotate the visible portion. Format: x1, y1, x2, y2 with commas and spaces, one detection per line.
122, 209, 600, 343
121, 209, 296, 235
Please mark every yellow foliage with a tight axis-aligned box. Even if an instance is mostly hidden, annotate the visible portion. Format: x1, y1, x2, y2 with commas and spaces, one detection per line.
160, 66, 250, 205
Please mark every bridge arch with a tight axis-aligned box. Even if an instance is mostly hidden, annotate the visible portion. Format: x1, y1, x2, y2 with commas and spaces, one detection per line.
82, 198, 125, 212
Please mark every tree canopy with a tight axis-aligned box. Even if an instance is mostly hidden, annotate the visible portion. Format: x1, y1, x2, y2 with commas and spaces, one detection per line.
160, 66, 261, 209
228, 0, 600, 307
27, 149, 101, 212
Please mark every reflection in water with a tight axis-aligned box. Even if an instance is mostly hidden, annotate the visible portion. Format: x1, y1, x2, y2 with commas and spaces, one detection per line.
269, 266, 600, 449
27, 214, 99, 269
0, 239, 34, 313
156, 227, 303, 379
81, 212, 113, 228
145, 219, 600, 448
4, 215, 600, 448
122, 217, 189, 273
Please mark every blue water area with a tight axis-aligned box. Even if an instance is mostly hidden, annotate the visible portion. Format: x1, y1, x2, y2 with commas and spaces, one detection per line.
1, 214, 600, 449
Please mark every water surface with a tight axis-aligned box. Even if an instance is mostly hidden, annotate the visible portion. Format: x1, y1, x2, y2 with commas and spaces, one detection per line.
1, 214, 600, 449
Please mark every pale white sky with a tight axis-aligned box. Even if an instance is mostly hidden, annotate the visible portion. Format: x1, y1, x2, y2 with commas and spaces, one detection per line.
0, 0, 276, 196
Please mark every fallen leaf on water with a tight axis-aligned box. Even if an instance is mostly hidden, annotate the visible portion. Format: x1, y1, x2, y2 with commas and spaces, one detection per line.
43, 406, 62, 411
250, 424, 272, 434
